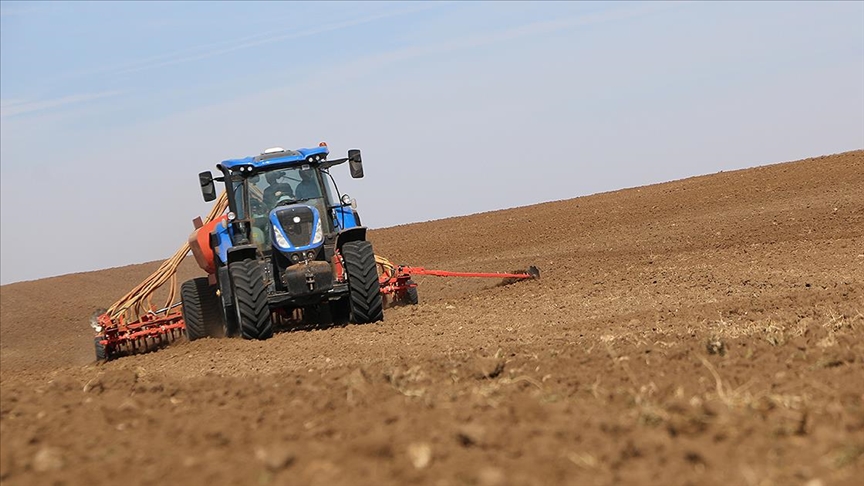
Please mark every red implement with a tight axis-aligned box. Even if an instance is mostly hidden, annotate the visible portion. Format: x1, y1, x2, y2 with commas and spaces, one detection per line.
377, 257, 540, 305
95, 307, 186, 361
397, 266, 540, 280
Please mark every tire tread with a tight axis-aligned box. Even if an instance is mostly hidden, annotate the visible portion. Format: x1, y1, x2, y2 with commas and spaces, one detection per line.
229, 260, 273, 340
342, 241, 384, 323
181, 277, 223, 341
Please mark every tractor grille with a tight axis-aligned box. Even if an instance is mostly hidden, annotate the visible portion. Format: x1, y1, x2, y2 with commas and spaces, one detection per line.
274, 206, 315, 247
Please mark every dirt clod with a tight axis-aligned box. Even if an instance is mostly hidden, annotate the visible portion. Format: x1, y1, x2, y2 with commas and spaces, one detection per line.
456, 423, 487, 447
473, 357, 505, 379
706, 337, 727, 356
407, 442, 432, 469
31, 447, 64, 473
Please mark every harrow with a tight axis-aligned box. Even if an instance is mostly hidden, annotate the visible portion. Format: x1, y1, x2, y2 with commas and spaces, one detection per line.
93, 305, 185, 361
91, 194, 539, 361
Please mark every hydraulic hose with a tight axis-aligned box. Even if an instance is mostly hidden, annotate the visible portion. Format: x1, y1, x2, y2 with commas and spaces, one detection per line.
105, 191, 229, 323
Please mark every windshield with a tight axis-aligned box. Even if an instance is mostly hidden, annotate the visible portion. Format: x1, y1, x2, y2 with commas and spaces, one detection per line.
230, 165, 333, 250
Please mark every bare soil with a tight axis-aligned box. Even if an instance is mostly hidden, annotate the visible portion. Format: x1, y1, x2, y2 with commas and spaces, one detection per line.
1, 150, 863, 486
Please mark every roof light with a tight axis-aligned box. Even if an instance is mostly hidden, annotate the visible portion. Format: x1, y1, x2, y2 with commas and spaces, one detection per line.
319, 142, 327, 147
263, 147, 285, 154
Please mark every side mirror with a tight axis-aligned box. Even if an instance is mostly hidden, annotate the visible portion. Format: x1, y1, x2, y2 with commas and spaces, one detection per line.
348, 149, 364, 179
199, 171, 217, 202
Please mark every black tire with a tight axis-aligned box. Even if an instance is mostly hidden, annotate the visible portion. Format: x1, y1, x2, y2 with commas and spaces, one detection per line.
181, 277, 224, 341
228, 259, 273, 340
341, 241, 384, 324
405, 279, 419, 305
94, 336, 107, 361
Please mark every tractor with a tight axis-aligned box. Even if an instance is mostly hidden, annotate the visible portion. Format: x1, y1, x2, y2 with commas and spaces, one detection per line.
182, 143, 384, 341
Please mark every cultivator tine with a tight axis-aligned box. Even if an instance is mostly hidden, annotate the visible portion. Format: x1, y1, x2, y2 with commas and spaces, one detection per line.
92, 310, 186, 362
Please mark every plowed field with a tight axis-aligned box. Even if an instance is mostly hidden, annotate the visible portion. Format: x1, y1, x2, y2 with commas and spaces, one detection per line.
2, 150, 863, 486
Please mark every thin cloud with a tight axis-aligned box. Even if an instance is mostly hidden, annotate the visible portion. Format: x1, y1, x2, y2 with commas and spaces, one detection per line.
0, 90, 123, 118
325, 2, 684, 80
118, 11, 413, 74
63, 3, 448, 80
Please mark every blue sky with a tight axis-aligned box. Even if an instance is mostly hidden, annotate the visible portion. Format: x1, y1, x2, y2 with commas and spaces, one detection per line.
1, 1, 863, 284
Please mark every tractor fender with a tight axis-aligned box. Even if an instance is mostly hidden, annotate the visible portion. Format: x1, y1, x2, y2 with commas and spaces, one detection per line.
210, 222, 234, 266
335, 226, 367, 252
333, 206, 359, 230
227, 244, 258, 265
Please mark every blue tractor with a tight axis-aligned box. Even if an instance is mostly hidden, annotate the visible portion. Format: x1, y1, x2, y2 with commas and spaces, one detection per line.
182, 143, 384, 341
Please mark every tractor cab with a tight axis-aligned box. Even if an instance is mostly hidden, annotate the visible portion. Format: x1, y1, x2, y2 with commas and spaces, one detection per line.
198, 144, 364, 257
234, 162, 333, 253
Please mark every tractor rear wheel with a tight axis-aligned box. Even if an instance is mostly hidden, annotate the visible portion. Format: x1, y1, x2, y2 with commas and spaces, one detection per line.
341, 241, 384, 324
228, 259, 273, 340
181, 277, 224, 341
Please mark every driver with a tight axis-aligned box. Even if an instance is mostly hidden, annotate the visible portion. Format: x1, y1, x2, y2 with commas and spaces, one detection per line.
295, 167, 320, 201
263, 170, 294, 207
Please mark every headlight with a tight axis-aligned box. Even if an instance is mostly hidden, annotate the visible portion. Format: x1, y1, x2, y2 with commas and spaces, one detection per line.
274, 228, 291, 248
312, 218, 323, 244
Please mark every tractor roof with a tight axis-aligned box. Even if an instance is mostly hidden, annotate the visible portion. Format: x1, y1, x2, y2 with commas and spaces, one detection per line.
219, 145, 330, 172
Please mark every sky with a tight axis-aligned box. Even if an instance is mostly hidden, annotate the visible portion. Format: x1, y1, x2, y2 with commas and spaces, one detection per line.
1, 1, 863, 284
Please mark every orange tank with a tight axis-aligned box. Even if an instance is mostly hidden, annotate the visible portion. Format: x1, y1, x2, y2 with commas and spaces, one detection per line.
188, 215, 227, 275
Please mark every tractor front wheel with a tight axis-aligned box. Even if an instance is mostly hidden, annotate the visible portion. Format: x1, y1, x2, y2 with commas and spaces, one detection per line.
228, 259, 273, 340
341, 241, 384, 324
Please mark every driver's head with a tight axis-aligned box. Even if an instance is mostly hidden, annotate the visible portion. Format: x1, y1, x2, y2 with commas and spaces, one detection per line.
265, 170, 282, 185
300, 168, 314, 180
